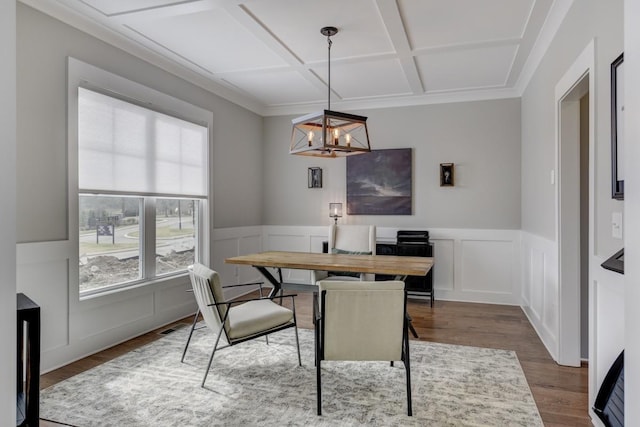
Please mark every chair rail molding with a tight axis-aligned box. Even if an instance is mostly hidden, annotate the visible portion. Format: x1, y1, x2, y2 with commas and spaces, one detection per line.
22, 226, 608, 373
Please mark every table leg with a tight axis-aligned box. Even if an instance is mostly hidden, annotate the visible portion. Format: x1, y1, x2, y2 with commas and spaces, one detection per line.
255, 266, 282, 298
395, 274, 419, 339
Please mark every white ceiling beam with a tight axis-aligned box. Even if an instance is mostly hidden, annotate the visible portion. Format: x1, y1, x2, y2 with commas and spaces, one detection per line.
505, 0, 552, 87
375, 0, 424, 94
105, 0, 225, 23
514, 0, 575, 95
222, 3, 331, 98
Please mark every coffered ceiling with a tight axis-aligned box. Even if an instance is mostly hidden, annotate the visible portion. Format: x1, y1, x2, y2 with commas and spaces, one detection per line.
21, 0, 571, 116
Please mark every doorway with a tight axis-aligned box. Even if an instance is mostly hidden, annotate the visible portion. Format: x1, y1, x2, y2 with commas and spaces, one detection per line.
555, 41, 594, 367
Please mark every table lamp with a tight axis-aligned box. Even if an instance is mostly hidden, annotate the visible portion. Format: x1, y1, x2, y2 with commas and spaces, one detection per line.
329, 203, 342, 224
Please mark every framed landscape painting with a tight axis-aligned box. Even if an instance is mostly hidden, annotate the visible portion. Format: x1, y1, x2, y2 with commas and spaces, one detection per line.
347, 148, 412, 215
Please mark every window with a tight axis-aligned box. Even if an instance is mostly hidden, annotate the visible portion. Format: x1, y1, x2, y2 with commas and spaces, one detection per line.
74, 82, 209, 297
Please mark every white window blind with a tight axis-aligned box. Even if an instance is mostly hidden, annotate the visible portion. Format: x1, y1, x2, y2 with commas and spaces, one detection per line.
78, 87, 208, 197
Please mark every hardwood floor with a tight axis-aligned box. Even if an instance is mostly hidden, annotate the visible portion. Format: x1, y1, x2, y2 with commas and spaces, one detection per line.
40, 294, 589, 426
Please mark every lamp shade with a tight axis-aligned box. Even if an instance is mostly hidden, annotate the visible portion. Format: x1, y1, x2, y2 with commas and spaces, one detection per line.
329, 203, 343, 218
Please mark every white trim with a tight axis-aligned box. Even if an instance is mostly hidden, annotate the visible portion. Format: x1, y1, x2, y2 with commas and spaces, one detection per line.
520, 231, 559, 361
259, 225, 522, 305
21, 0, 265, 115
67, 57, 212, 301
21, 0, 575, 117
515, 0, 575, 95
554, 39, 595, 368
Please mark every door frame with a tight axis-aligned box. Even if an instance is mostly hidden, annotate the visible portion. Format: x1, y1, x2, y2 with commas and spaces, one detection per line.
554, 40, 595, 367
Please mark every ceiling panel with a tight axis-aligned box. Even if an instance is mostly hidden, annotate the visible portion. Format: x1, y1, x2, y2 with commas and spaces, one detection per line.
129, 8, 288, 73
81, 0, 188, 16
399, 0, 535, 49
29, 0, 559, 113
416, 45, 518, 92
311, 58, 412, 99
243, 0, 394, 63
222, 71, 325, 106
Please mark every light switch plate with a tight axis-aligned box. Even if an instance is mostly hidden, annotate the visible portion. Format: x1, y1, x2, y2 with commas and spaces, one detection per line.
612, 212, 623, 239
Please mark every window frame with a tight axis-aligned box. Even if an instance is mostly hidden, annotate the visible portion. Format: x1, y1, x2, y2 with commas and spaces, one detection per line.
68, 57, 212, 301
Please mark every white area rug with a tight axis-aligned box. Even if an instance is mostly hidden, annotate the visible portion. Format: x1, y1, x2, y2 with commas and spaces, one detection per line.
41, 325, 542, 426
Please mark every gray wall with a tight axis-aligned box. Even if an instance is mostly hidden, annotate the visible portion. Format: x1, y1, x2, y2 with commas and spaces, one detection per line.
0, 1, 17, 424
263, 99, 521, 229
624, 0, 640, 422
16, 4, 264, 243
521, 0, 623, 257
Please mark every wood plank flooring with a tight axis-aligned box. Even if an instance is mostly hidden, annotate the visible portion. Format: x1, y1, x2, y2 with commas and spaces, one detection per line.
40, 294, 589, 426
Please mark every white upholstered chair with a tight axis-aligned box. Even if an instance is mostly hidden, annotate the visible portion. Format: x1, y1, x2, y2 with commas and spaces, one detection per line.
184, 263, 301, 387
312, 224, 376, 284
313, 280, 412, 416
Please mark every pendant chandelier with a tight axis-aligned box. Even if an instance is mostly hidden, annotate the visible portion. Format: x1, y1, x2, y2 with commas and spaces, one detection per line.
290, 26, 371, 157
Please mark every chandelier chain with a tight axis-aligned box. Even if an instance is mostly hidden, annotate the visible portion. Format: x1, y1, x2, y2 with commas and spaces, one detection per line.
327, 34, 332, 111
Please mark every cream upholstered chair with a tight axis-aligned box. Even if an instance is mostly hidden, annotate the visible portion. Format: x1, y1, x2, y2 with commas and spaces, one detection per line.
184, 263, 301, 387
312, 224, 376, 284
313, 280, 412, 416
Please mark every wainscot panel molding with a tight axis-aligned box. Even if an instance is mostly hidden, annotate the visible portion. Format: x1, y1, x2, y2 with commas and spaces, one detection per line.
520, 231, 559, 361
212, 226, 265, 299
17, 240, 196, 372
261, 226, 522, 305
589, 260, 624, 425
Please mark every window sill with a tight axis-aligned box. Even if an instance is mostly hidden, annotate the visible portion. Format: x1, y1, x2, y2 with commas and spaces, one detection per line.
79, 271, 190, 303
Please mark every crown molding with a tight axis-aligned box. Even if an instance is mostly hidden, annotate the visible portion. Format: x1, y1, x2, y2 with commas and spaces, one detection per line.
263, 87, 521, 117
19, 0, 268, 116
20, 0, 570, 118
514, 0, 575, 95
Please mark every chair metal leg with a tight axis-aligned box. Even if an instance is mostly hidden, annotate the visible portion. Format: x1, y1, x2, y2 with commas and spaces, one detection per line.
201, 325, 225, 387
316, 360, 322, 415
404, 331, 413, 416
181, 309, 200, 363
294, 325, 302, 367
258, 284, 270, 346
292, 299, 302, 366
409, 322, 419, 339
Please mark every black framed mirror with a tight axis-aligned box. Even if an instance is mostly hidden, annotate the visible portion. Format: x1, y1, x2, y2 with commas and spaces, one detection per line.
611, 53, 624, 200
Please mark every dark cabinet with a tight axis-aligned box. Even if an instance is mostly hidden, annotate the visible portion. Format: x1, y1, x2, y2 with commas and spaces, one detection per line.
322, 230, 434, 306
17, 293, 40, 427
393, 231, 434, 306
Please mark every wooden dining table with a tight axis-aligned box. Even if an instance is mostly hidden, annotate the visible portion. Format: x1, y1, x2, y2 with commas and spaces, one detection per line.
225, 250, 433, 298
225, 250, 433, 338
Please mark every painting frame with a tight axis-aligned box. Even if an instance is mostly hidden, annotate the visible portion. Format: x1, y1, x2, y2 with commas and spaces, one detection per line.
308, 167, 322, 189
440, 163, 454, 187
611, 53, 624, 200
346, 148, 412, 215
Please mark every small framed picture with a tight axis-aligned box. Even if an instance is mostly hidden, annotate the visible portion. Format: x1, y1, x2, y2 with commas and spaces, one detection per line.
440, 163, 454, 187
308, 167, 323, 188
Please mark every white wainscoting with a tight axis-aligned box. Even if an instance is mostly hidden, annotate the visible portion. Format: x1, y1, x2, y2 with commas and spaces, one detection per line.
520, 231, 559, 360
521, 228, 626, 401
212, 226, 265, 299
258, 226, 522, 305
17, 241, 196, 372
429, 228, 521, 304
589, 260, 624, 426
18, 226, 561, 372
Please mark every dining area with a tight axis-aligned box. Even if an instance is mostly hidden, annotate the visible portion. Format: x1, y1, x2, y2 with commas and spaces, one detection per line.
183, 233, 434, 417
